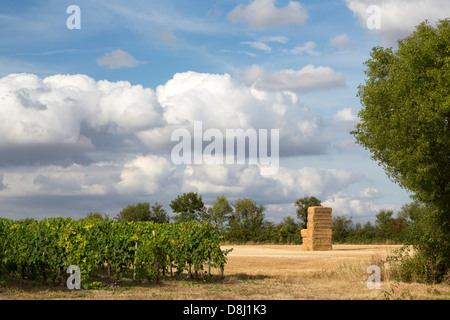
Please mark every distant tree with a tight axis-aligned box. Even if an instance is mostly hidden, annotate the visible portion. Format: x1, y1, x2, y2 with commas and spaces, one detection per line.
372, 209, 408, 243
261, 222, 277, 243
277, 216, 301, 244
332, 215, 354, 243
116, 202, 151, 222
150, 202, 170, 223
361, 221, 376, 241
350, 222, 364, 243
83, 212, 109, 221
116, 202, 169, 223
204, 195, 233, 233
294, 196, 321, 229
227, 198, 265, 242
375, 210, 395, 240
170, 192, 205, 223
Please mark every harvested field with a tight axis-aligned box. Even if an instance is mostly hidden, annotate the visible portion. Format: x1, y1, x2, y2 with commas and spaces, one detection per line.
0, 244, 449, 300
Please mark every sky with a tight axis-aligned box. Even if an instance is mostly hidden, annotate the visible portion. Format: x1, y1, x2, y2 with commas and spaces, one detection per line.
0, 0, 448, 223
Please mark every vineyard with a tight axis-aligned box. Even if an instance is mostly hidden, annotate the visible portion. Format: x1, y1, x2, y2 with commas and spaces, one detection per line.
0, 218, 231, 286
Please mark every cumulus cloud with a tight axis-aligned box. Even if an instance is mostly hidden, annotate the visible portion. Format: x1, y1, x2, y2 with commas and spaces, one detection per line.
32, 163, 113, 196
0, 162, 119, 197
227, 0, 308, 29
344, 0, 450, 46
0, 73, 164, 165
116, 155, 177, 195
0, 70, 367, 220
322, 191, 396, 220
243, 64, 346, 92
0, 154, 367, 221
0, 70, 349, 167
97, 49, 145, 69
150, 70, 335, 157
179, 163, 363, 207
272, 167, 363, 200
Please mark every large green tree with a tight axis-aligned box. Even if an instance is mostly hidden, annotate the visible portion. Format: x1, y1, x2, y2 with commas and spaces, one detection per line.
170, 192, 205, 223
351, 19, 449, 282
204, 195, 233, 234
227, 198, 265, 242
352, 19, 449, 210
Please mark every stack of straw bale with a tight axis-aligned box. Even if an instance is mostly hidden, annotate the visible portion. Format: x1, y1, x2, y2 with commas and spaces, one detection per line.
301, 206, 332, 251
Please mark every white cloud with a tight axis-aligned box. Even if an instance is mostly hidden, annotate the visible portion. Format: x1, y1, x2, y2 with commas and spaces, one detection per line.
0, 70, 348, 167
0, 154, 368, 222
97, 49, 145, 69
95, 83, 163, 131
328, 34, 351, 48
284, 41, 320, 56
344, 0, 450, 46
273, 167, 363, 200
151, 70, 336, 157
0, 71, 338, 167
322, 192, 397, 220
0, 73, 164, 165
242, 64, 266, 85
0, 73, 93, 147
331, 108, 358, 131
241, 41, 272, 52
177, 163, 363, 206
0, 70, 373, 221
260, 35, 288, 43
116, 155, 177, 195
243, 64, 346, 92
0, 152, 364, 208
182, 164, 247, 195
356, 188, 383, 200
227, 0, 308, 29
0, 162, 119, 197
332, 108, 358, 123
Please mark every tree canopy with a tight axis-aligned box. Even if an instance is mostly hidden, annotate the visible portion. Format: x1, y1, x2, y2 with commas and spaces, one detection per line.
170, 192, 205, 223
116, 202, 169, 223
351, 19, 450, 282
205, 195, 233, 233
351, 19, 449, 211
228, 198, 266, 242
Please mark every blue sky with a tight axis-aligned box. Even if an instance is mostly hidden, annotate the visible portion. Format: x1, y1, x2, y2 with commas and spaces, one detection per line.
0, 0, 448, 223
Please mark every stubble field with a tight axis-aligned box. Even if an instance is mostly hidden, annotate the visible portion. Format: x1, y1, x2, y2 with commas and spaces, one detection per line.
1, 244, 449, 300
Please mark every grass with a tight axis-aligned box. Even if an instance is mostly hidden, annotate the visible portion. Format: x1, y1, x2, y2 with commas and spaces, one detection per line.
0, 244, 449, 300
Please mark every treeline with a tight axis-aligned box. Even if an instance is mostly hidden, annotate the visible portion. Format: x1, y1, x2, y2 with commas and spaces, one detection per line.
87, 193, 415, 245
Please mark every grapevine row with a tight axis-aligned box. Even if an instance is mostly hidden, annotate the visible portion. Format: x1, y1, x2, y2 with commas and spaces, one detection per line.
0, 218, 231, 284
